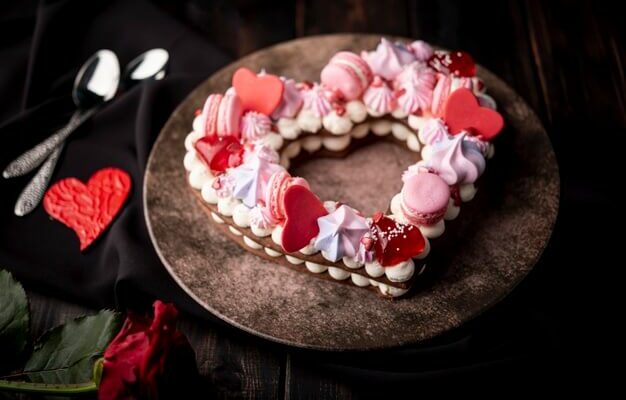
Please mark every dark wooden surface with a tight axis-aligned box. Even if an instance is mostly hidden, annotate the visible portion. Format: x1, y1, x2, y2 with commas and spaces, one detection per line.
23, 0, 623, 397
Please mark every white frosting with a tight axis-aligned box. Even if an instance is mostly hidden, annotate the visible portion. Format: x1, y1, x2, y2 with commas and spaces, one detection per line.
378, 283, 408, 298
301, 136, 322, 153
228, 226, 242, 236
243, 236, 262, 249
367, 107, 386, 118
323, 201, 337, 213
328, 267, 350, 280
210, 212, 224, 224
421, 144, 433, 160
217, 197, 240, 217
415, 236, 430, 259
418, 220, 445, 239
350, 123, 370, 139
305, 262, 327, 273
391, 122, 412, 141
250, 223, 272, 237
391, 108, 409, 119
283, 141, 301, 159
371, 120, 392, 136
299, 241, 318, 255
323, 111, 353, 135
264, 247, 282, 257
384, 259, 415, 282
351, 273, 371, 287
188, 165, 212, 190
342, 257, 363, 269
184, 130, 202, 151
285, 255, 304, 265
459, 183, 477, 202
321, 250, 334, 262
408, 115, 427, 131
277, 118, 302, 140
255, 132, 284, 151
346, 100, 367, 123
406, 134, 421, 152
201, 180, 219, 204
192, 115, 203, 133
232, 203, 251, 227
365, 260, 385, 278
444, 198, 460, 220
297, 109, 322, 132
271, 225, 283, 246
369, 279, 380, 287
322, 135, 351, 151
183, 150, 202, 172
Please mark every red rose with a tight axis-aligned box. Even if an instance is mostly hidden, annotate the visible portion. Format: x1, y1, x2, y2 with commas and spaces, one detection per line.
98, 301, 198, 400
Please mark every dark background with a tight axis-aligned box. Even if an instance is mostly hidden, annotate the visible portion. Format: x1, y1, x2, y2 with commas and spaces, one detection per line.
1, 0, 622, 397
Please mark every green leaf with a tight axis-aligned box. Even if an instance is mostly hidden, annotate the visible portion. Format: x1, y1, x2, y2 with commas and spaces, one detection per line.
22, 310, 122, 385
0, 270, 30, 374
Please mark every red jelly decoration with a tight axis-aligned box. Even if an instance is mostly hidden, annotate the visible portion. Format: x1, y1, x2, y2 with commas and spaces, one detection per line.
194, 136, 244, 175
371, 212, 425, 266
428, 50, 476, 77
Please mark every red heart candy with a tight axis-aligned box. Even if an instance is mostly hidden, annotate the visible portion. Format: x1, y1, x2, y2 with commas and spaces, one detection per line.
43, 168, 131, 251
281, 185, 328, 253
442, 88, 504, 141
371, 213, 425, 266
195, 136, 243, 175
232, 68, 284, 116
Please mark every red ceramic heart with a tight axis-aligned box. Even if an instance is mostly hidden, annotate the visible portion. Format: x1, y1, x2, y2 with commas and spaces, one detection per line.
43, 168, 131, 251
280, 185, 328, 253
371, 213, 425, 266
443, 88, 504, 141
232, 67, 284, 116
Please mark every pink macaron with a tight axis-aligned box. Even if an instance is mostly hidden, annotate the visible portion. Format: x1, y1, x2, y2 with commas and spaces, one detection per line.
400, 172, 450, 226
201, 94, 222, 137
217, 92, 243, 138
321, 51, 373, 100
265, 171, 310, 221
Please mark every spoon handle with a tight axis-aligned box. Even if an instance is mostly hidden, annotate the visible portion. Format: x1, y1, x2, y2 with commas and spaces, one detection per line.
14, 143, 65, 216
2, 108, 97, 179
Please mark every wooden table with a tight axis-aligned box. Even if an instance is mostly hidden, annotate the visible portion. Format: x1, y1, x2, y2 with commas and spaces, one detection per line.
26, 0, 623, 397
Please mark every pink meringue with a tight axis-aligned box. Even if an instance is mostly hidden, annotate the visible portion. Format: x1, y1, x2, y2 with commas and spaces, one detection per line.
394, 62, 436, 114
363, 76, 396, 115
271, 77, 303, 119
249, 205, 278, 230
241, 111, 271, 141
302, 83, 332, 117
418, 118, 449, 145
426, 133, 486, 185
361, 38, 416, 81
409, 40, 434, 61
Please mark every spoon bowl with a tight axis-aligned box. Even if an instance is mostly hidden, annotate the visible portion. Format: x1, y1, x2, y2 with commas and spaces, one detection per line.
122, 48, 169, 90
72, 49, 120, 109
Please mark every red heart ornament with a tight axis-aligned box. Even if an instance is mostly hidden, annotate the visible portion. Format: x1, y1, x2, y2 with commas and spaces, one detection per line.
195, 136, 243, 175
371, 213, 425, 266
43, 168, 131, 251
232, 68, 284, 116
442, 88, 504, 141
281, 185, 328, 253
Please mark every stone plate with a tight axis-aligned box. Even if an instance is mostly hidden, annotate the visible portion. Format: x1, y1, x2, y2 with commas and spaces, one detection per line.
144, 34, 559, 350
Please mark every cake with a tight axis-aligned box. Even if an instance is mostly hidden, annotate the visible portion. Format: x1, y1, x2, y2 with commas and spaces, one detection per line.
183, 38, 504, 298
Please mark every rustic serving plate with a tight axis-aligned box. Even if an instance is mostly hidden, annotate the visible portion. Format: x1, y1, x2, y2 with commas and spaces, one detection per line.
144, 34, 559, 350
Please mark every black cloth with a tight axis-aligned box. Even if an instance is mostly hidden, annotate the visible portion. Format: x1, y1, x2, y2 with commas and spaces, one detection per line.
0, 0, 605, 394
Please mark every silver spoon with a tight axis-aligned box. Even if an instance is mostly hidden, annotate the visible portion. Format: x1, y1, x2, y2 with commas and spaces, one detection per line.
4, 50, 121, 180
12, 48, 169, 216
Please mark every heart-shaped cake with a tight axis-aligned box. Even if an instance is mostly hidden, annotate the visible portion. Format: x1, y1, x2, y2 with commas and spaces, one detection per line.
183, 37, 503, 298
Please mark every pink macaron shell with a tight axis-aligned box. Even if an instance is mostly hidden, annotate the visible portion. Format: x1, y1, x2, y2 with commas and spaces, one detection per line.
266, 170, 291, 221
321, 52, 372, 100
217, 93, 243, 138
201, 94, 222, 137
401, 172, 450, 226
